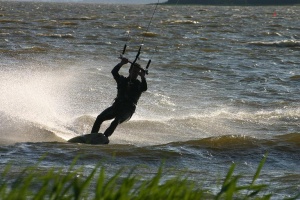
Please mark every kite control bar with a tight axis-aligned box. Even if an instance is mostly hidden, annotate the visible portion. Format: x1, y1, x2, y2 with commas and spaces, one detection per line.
119, 44, 151, 75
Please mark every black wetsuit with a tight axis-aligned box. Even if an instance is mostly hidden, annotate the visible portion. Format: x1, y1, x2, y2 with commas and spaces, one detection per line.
91, 63, 147, 137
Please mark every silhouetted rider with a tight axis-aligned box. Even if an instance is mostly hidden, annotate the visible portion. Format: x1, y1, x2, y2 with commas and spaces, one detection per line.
91, 57, 147, 139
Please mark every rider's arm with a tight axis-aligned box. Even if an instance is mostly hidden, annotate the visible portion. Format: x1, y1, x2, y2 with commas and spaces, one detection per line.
112, 57, 128, 79
140, 70, 147, 92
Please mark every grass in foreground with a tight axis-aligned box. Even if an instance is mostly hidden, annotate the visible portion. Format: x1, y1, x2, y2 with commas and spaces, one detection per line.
0, 156, 299, 200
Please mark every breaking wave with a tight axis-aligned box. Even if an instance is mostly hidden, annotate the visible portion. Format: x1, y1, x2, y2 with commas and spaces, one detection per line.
248, 39, 300, 48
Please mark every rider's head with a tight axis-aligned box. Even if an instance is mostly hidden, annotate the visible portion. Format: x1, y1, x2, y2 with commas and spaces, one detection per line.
129, 63, 141, 79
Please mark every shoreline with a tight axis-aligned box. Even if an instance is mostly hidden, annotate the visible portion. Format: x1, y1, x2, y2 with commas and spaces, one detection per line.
161, 0, 300, 6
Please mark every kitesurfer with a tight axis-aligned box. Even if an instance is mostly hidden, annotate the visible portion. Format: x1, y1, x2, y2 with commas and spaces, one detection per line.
91, 57, 147, 138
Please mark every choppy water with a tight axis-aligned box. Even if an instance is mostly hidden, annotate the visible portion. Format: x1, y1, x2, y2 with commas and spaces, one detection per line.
0, 2, 299, 198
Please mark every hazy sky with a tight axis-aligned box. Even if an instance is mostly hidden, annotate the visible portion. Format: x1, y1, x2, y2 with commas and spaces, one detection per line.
12, 0, 166, 4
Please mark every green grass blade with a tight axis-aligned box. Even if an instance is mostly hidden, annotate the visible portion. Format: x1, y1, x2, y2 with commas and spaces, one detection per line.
95, 167, 106, 199
251, 154, 267, 185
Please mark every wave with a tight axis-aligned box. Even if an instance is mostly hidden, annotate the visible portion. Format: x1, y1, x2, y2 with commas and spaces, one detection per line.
36, 33, 75, 39
0, 112, 65, 145
1, 105, 298, 147
58, 16, 95, 21
15, 46, 48, 54
141, 32, 159, 37
162, 19, 199, 25
290, 75, 300, 80
248, 40, 300, 48
0, 19, 26, 24
48, 133, 300, 161
164, 133, 300, 153
2, 110, 299, 160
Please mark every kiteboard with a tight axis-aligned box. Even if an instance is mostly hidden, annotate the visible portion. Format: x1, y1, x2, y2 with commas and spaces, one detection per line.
67, 133, 109, 145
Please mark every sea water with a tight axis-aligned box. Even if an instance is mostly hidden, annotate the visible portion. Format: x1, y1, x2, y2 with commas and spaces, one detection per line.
0, 2, 299, 198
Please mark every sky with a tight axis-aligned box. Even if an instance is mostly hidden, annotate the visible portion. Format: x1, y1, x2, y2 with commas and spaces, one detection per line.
9, 0, 165, 4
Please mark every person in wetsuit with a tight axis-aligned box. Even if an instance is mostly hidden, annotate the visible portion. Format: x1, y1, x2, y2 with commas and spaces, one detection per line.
91, 57, 147, 138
